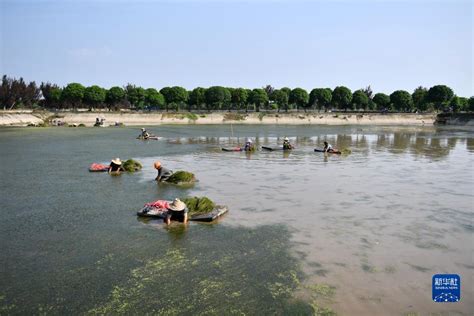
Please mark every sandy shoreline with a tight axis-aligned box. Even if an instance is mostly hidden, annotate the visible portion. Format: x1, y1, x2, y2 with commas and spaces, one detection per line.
0, 111, 436, 127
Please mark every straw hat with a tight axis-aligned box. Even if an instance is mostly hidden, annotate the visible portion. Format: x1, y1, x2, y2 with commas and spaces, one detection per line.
154, 161, 161, 169
141, 128, 145, 131
284, 137, 289, 141
167, 198, 186, 212
111, 158, 122, 165
246, 138, 253, 143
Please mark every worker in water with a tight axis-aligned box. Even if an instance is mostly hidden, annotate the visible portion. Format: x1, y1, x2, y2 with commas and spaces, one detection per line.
164, 198, 188, 225
108, 158, 123, 174
244, 138, 255, 151
140, 128, 150, 139
323, 141, 335, 153
282, 137, 293, 150
154, 161, 173, 182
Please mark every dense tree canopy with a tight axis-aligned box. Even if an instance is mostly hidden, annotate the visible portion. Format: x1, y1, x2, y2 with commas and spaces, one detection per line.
189, 87, 207, 111
427, 85, 454, 110
309, 88, 332, 110
145, 88, 165, 109
249, 89, 268, 112
332, 86, 352, 110
390, 90, 413, 111
84, 85, 106, 108
351, 90, 369, 110
0, 75, 471, 113
289, 88, 309, 111
231, 88, 248, 111
373, 93, 390, 110
106, 86, 126, 108
205, 86, 231, 111
272, 89, 289, 112
61, 83, 85, 108
126, 85, 146, 109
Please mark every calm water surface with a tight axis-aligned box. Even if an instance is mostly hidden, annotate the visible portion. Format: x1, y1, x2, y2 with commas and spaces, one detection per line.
0, 125, 473, 315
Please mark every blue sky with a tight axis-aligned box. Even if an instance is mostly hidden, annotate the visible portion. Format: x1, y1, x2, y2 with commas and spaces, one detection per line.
1, 0, 472, 96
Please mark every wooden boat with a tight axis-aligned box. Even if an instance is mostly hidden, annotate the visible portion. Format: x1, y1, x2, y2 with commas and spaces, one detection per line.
137, 205, 229, 222
314, 148, 342, 154
261, 146, 292, 151
221, 147, 243, 152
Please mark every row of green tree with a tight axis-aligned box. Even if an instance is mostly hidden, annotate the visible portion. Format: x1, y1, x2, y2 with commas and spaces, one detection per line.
1, 75, 473, 112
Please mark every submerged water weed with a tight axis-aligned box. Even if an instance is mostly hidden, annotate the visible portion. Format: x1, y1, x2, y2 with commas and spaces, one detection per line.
0, 295, 16, 314
88, 225, 308, 315
310, 301, 337, 316
306, 284, 336, 300
361, 263, 377, 273
384, 265, 396, 274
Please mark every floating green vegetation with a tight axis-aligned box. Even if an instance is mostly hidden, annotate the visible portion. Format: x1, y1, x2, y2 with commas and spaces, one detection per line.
87, 225, 309, 315
185, 112, 198, 121
181, 196, 215, 216
165, 170, 196, 185
122, 159, 142, 172
341, 148, 352, 155
223, 112, 246, 121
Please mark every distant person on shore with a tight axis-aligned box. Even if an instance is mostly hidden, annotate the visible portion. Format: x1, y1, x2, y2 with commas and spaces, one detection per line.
140, 128, 150, 139
108, 158, 123, 174
244, 138, 255, 151
283, 137, 293, 150
154, 161, 173, 182
323, 141, 335, 153
164, 198, 188, 225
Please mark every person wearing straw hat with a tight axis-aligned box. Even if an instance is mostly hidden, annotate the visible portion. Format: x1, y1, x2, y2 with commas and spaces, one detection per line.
154, 161, 173, 182
165, 198, 188, 225
243, 138, 255, 152
140, 128, 150, 140
108, 158, 123, 173
282, 137, 293, 150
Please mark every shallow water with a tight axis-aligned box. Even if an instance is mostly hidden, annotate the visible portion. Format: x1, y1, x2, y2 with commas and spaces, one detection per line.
0, 125, 473, 315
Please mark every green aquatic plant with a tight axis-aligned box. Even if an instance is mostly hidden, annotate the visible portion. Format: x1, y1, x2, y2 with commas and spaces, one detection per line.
310, 302, 337, 316
87, 225, 308, 315
341, 148, 352, 155
182, 196, 215, 215
223, 112, 246, 121
165, 170, 196, 185
185, 112, 198, 121
122, 159, 142, 172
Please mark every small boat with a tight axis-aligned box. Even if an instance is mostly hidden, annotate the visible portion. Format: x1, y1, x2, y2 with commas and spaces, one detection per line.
137, 205, 168, 218
137, 136, 160, 140
89, 163, 109, 172
137, 204, 229, 222
190, 206, 229, 222
261, 146, 292, 151
314, 148, 341, 154
221, 147, 243, 152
